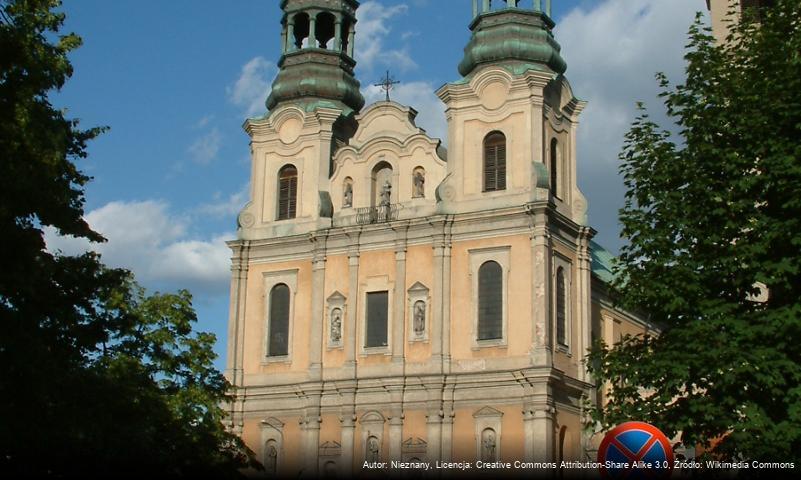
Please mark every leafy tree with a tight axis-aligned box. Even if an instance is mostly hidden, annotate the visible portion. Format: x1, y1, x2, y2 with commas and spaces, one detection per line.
0, 0, 256, 476
587, 0, 801, 462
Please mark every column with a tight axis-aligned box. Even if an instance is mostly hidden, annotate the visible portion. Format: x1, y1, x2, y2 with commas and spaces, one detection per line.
482, 0, 490, 13
546, 0, 552, 17
393, 240, 407, 365
388, 385, 404, 461
441, 235, 452, 374
226, 242, 249, 434
303, 389, 323, 477
334, 17, 342, 51
532, 406, 556, 462
576, 228, 593, 383
287, 19, 295, 52
340, 386, 357, 476
535, 0, 542, 12
426, 409, 443, 462
309, 12, 318, 48
523, 408, 536, 462
431, 237, 446, 366
440, 382, 455, 461
472, 0, 479, 17
347, 28, 355, 57
530, 208, 553, 366
346, 248, 360, 369
309, 245, 326, 379
225, 242, 249, 387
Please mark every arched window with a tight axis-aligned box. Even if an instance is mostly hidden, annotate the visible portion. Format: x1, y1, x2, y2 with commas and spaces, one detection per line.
371, 161, 393, 207
277, 165, 297, 220
550, 138, 559, 198
315, 12, 336, 49
268, 283, 290, 356
556, 267, 566, 346
483, 132, 506, 192
478, 261, 503, 340
292, 13, 310, 49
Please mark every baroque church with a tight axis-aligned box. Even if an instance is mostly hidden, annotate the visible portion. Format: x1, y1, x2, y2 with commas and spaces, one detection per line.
225, 0, 653, 476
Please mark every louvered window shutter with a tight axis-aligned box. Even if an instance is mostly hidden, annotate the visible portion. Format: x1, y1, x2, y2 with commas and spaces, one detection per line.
278, 166, 297, 220
483, 133, 506, 192
268, 284, 290, 356
478, 261, 503, 340
365, 291, 389, 347
556, 268, 566, 346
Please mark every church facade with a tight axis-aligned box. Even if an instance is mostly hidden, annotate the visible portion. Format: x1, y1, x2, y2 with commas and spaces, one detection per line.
225, 0, 652, 476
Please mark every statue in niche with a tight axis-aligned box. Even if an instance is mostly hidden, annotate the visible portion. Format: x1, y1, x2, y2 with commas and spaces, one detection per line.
413, 169, 425, 198
367, 436, 380, 462
379, 180, 392, 206
343, 181, 353, 208
265, 441, 278, 473
330, 308, 342, 344
481, 428, 497, 462
413, 300, 425, 337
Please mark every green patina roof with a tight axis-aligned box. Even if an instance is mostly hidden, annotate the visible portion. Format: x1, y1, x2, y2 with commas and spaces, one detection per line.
458, 8, 567, 78
267, 50, 364, 114
590, 241, 618, 285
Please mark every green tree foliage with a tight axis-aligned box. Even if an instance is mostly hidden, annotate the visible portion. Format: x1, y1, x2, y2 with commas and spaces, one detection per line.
0, 1, 257, 475
587, 0, 801, 461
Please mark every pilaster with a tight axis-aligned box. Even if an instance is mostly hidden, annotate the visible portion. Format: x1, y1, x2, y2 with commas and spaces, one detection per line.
309, 234, 327, 379
393, 236, 408, 365
529, 206, 553, 366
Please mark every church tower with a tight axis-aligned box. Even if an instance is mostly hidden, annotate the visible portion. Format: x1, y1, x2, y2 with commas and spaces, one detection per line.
236, 0, 364, 240
226, 1, 655, 476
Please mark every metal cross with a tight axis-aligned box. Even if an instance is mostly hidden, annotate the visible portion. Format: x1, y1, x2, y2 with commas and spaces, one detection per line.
374, 70, 400, 102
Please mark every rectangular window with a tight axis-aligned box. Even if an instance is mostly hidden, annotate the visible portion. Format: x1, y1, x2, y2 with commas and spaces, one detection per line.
365, 291, 389, 348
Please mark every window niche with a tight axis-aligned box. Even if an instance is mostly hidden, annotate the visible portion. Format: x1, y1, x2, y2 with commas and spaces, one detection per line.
483, 131, 507, 192
412, 166, 426, 199
407, 282, 430, 342
342, 177, 354, 208
261, 417, 285, 475
263, 270, 298, 362
473, 406, 503, 462
553, 256, 573, 353
360, 277, 393, 356
277, 164, 298, 220
469, 246, 510, 349
326, 291, 346, 349
359, 411, 386, 462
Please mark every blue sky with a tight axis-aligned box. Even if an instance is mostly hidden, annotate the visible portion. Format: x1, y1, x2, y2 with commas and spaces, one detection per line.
47, 0, 705, 370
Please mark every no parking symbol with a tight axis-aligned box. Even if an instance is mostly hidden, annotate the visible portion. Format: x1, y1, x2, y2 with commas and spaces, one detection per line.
597, 421, 674, 479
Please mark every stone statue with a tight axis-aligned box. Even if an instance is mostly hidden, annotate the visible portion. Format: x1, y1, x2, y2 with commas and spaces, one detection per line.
330, 308, 342, 343
343, 182, 353, 208
413, 170, 425, 198
481, 429, 496, 462
367, 436, 380, 462
265, 442, 278, 473
413, 301, 425, 337
379, 180, 392, 206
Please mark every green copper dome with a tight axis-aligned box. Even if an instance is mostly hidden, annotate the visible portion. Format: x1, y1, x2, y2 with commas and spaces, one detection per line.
265, 0, 364, 114
458, 7, 567, 78
267, 50, 365, 113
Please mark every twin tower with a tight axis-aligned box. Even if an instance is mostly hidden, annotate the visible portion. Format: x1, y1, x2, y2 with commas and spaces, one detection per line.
225, 1, 619, 477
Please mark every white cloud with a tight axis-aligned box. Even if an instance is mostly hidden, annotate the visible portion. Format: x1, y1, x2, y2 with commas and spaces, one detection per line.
196, 183, 250, 218
228, 56, 276, 117
363, 81, 447, 143
188, 127, 221, 165
45, 200, 232, 296
556, 0, 700, 251
356, 1, 416, 72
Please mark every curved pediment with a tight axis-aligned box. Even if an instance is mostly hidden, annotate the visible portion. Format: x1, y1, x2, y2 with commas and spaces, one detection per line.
350, 101, 432, 147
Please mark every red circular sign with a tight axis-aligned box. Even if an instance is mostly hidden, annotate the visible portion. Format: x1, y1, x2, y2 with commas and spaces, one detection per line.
597, 421, 674, 479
